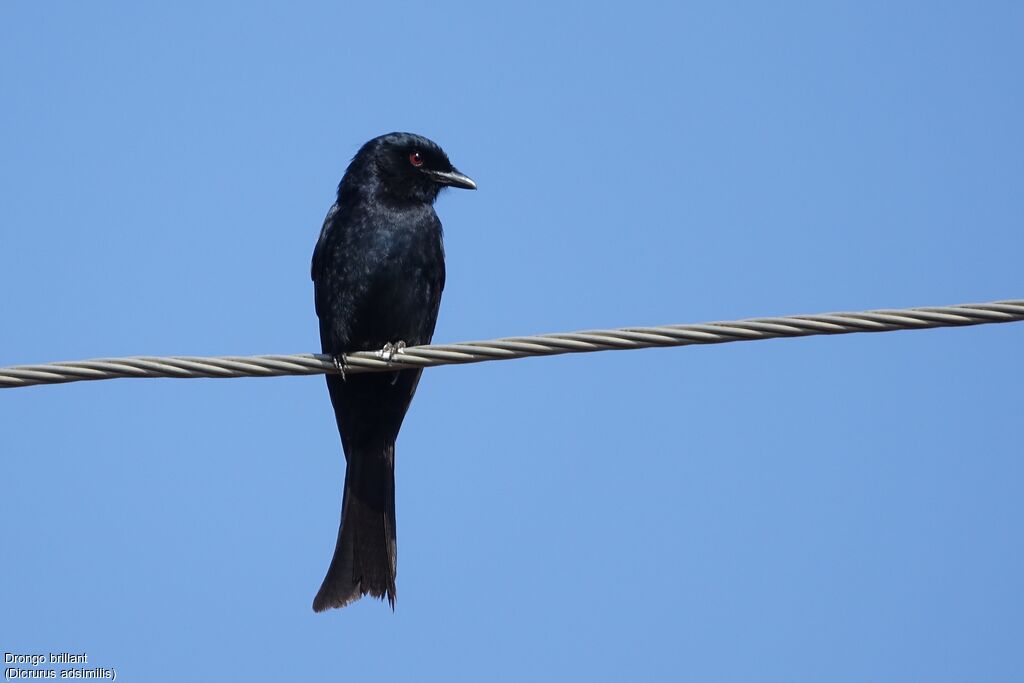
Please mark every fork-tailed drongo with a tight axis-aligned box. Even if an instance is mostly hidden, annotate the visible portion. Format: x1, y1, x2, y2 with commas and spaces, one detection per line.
310, 132, 475, 611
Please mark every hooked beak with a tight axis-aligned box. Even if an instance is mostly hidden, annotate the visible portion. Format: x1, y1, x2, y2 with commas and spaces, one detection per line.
421, 167, 477, 190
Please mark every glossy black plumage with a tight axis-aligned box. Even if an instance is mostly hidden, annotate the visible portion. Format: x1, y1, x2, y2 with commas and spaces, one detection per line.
310, 132, 474, 611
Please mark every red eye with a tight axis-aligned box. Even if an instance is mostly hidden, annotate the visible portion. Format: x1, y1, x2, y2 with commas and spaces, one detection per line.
409, 152, 424, 167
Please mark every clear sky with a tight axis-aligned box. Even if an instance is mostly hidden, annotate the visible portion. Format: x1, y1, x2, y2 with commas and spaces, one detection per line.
2, 2, 1022, 681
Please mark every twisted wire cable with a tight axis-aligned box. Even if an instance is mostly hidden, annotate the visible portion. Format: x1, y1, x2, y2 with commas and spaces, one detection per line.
1, 299, 1021, 389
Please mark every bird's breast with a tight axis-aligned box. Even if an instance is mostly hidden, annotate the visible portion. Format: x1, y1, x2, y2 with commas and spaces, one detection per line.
346, 220, 444, 349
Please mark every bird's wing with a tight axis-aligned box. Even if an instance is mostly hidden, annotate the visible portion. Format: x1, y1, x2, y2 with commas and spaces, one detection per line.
311, 202, 341, 319
311, 201, 340, 282
424, 215, 446, 342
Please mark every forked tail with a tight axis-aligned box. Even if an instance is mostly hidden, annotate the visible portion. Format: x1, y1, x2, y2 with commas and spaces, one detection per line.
312, 441, 396, 611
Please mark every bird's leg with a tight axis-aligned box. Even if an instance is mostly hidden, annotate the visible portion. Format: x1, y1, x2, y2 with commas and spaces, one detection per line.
331, 354, 347, 381
377, 341, 407, 363
381, 341, 408, 385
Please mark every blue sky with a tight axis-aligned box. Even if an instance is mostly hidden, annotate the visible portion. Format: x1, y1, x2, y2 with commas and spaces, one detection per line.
2, 2, 1022, 681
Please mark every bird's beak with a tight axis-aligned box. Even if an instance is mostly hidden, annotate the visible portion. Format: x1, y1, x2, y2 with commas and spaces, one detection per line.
422, 168, 477, 190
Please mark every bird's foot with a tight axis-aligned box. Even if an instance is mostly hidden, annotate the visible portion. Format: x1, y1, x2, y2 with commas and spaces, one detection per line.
378, 341, 407, 363
331, 354, 347, 381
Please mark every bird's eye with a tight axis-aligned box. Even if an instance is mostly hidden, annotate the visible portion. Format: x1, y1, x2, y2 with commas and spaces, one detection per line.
409, 152, 424, 167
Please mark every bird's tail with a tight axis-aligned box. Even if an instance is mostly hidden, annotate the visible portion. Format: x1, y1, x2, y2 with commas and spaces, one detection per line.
312, 440, 397, 612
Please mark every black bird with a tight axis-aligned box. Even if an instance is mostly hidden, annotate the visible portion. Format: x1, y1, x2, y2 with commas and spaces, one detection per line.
310, 132, 475, 611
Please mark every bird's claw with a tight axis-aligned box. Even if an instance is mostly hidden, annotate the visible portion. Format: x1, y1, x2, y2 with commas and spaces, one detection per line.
331, 354, 347, 381
378, 341, 407, 363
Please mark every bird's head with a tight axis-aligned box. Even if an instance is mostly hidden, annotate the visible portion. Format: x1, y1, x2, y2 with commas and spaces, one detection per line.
343, 132, 476, 204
